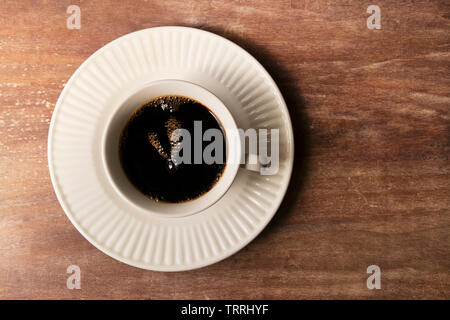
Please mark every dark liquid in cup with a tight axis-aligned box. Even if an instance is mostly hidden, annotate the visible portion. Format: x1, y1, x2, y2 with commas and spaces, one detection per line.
119, 95, 226, 203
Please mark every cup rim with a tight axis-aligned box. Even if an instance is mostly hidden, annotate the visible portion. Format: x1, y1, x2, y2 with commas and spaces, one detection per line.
101, 79, 241, 218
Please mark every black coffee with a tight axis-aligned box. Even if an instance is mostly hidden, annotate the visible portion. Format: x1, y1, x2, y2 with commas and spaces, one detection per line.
119, 95, 226, 203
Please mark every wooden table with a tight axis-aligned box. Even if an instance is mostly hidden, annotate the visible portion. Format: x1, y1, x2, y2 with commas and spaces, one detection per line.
0, 0, 448, 299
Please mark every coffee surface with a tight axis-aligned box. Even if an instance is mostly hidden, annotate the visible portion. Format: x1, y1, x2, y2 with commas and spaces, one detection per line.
119, 95, 226, 203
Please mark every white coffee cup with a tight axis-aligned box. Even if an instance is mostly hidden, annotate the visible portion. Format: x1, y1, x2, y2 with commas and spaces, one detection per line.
102, 79, 259, 218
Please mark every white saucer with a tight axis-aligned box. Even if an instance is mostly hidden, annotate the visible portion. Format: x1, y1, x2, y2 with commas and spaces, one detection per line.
48, 26, 294, 271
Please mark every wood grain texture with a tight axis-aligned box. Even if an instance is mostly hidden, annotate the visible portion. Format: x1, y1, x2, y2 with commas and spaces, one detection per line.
0, 0, 448, 299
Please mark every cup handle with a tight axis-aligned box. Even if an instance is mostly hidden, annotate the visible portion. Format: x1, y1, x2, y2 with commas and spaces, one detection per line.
241, 152, 270, 172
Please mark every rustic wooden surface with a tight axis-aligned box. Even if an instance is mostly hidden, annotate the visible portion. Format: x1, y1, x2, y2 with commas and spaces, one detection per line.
0, 0, 448, 300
